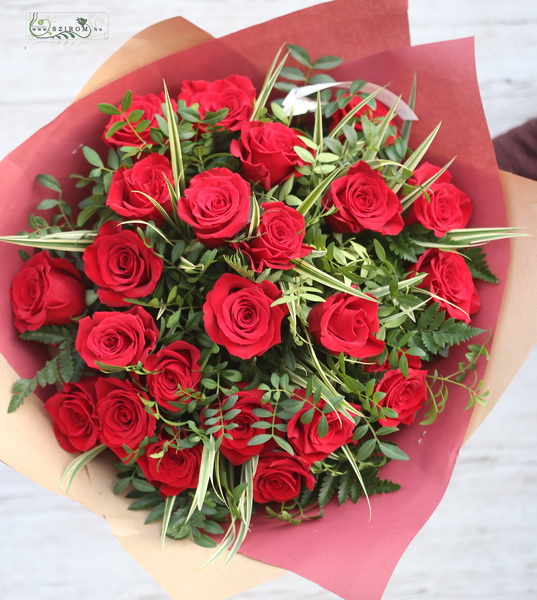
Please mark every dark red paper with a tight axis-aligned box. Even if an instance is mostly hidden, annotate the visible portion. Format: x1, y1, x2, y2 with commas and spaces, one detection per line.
0, 2, 508, 599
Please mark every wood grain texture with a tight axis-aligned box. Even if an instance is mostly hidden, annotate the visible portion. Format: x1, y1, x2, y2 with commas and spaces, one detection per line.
0, 1, 536, 599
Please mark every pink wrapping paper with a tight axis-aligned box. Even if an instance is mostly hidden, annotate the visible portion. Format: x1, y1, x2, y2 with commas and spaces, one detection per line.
1, 1, 527, 598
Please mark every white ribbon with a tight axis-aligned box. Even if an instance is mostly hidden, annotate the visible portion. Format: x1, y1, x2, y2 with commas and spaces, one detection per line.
282, 80, 418, 121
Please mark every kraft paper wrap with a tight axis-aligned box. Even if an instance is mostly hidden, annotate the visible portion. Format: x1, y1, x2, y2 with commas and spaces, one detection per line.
1, 4, 536, 599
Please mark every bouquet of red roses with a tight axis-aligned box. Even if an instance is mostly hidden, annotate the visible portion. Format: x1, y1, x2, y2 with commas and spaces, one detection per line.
2, 40, 515, 561
3, 2, 533, 599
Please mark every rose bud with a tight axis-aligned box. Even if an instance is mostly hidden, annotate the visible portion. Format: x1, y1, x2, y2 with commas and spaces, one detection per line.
10, 250, 86, 333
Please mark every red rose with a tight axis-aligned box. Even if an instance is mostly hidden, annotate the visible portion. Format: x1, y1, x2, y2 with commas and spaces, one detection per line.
96, 377, 156, 456
102, 92, 168, 148
232, 201, 312, 272
203, 273, 289, 359
323, 162, 404, 235
177, 167, 251, 248
206, 388, 274, 465
230, 121, 306, 190
375, 368, 428, 427
286, 390, 355, 465
10, 251, 86, 332
44, 378, 100, 453
406, 162, 473, 237
308, 293, 385, 359
331, 95, 399, 145
253, 452, 316, 504
412, 248, 480, 323
144, 341, 202, 412
83, 221, 164, 307
137, 440, 202, 497
76, 305, 159, 369
106, 153, 173, 224
179, 75, 256, 131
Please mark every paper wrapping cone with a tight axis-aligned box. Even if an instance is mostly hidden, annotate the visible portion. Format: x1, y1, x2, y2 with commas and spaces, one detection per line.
1, 2, 536, 599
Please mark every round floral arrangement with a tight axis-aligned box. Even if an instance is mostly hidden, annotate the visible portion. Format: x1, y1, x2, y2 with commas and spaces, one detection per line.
2, 44, 513, 557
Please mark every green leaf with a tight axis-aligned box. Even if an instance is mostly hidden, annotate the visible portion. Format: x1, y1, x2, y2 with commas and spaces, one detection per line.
387, 228, 424, 262
121, 90, 133, 112
312, 56, 343, 70
378, 441, 409, 461
128, 492, 163, 510
76, 204, 103, 227
401, 73, 417, 144
58, 347, 75, 382
463, 246, 499, 284
309, 73, 336, 85
356, 438, 376, 461
60, 444, 107, 494
8, 378, 37, 413
416, 303, 485, 356
202, 520, 225, 536
97, 102, 121, 115
280, 66, 306, 82
287, 44, 312, 68
145, 503, 166, 524
292, 259, 376, 302
82, 146, 104, 169
247, 434, 272, 446
274, 81, 298, 93
113, 477, 132, 495
36, 174, 61, 193
36, 357, 59, 387
132, 478, 157, 493
163, 81, 185, 197
392, 123, 442, 194
319, 474, 338, 507
135, 119, 151, 132
317, 414, 329, 438
293, 145, 316, 164
202, 108, 230, 125
105, 120, 127, 138
373, 238, 386, 262
36, 198, 58, 210
296, 165, 346, 216
127, 109, 144, 122
161, 495, 176, 547
273, 436, 294, 455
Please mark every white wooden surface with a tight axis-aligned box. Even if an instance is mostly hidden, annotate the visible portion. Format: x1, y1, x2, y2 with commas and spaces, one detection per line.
1, 1, 536, 599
